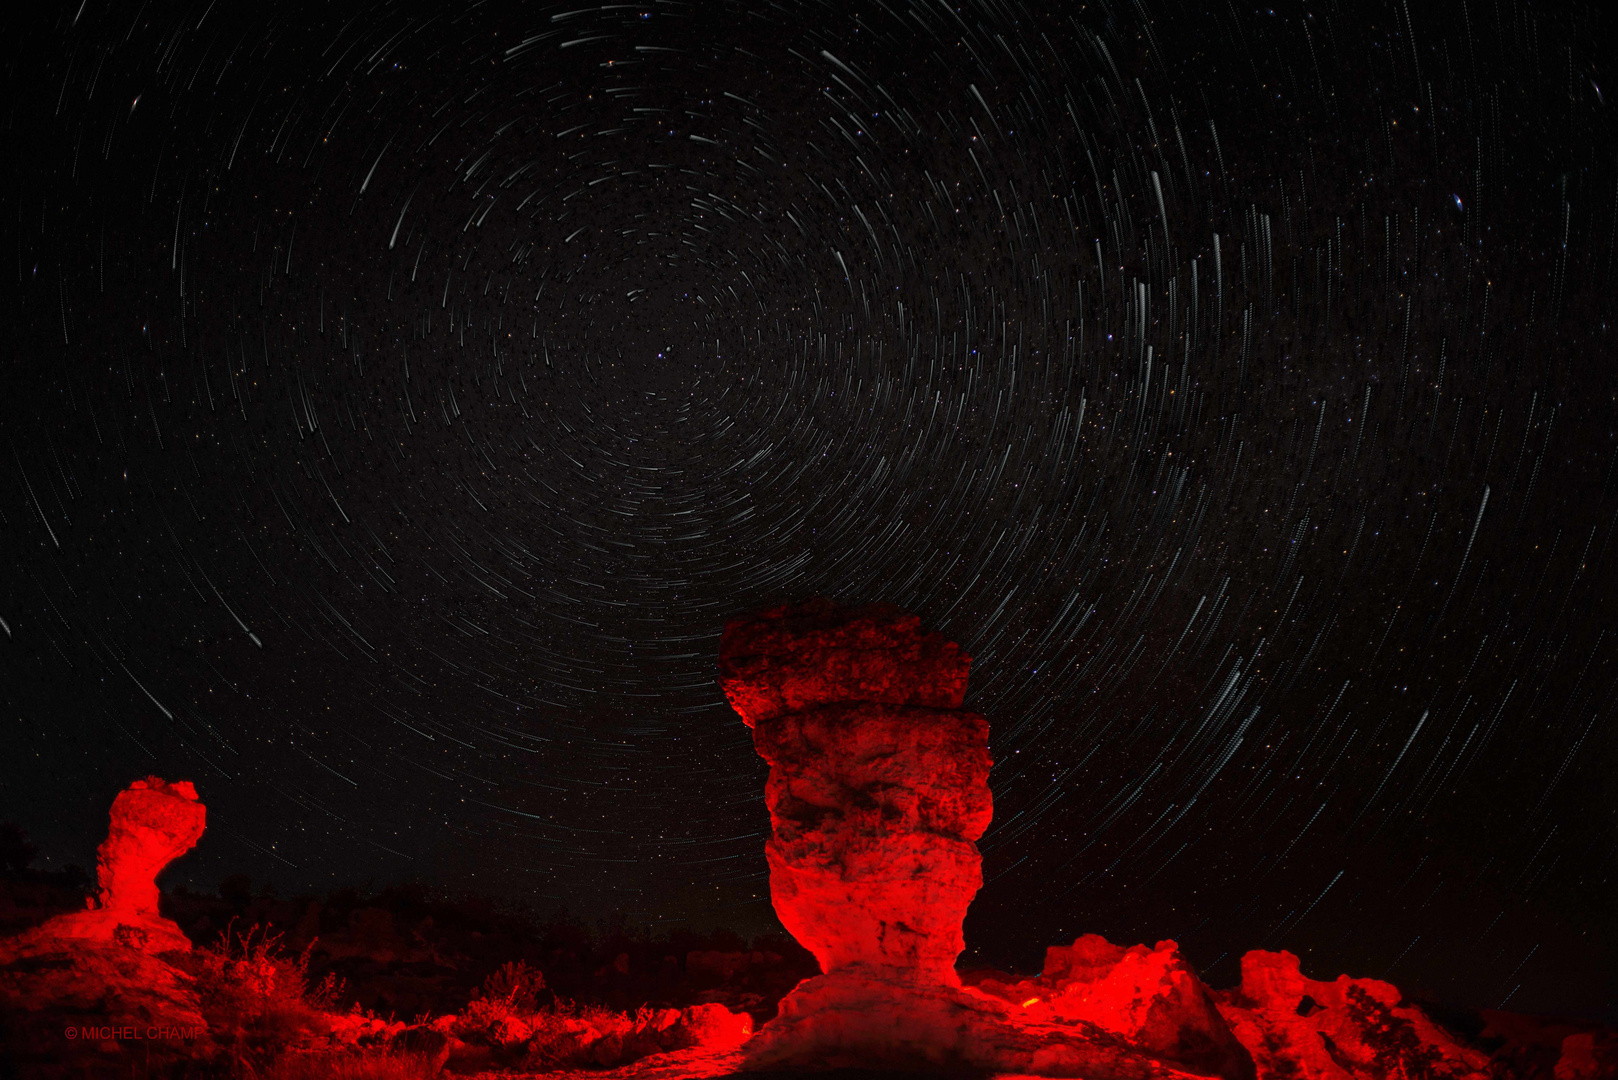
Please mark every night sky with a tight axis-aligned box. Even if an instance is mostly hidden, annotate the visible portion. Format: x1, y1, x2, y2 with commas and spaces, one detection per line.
3, 0, 1615, 1021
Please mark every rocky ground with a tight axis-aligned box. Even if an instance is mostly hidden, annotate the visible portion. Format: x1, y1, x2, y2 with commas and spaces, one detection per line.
3, 863, 1616, 1079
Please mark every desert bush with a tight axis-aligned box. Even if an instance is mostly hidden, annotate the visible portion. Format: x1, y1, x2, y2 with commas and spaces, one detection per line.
474, 958, 545, 1011
180, 921, 340, 1075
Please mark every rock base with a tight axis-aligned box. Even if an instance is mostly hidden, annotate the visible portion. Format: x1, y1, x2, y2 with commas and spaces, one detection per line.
745, 966, 1224, 1079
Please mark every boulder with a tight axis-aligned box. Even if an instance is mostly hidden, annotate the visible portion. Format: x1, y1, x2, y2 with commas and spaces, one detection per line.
0, 933, 211, 1078
669, 1002, 754, 1050
749, 965, 1216, 1079
969, 935, 1254, 1080
1556, 1030, 1618, 1080
1215, 950, 1491, 1080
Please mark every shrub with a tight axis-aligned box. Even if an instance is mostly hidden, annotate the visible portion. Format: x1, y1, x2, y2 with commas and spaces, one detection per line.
474, 958, 545, 1011
181, 920, 340, 1075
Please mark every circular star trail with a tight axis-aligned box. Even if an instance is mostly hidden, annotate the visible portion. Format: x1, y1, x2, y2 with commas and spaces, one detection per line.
4, 0, 1615, 1018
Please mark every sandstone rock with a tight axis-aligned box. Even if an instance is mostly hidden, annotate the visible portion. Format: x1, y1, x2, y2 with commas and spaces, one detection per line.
748, 965, 1218, 1078
718, 602, 1539, 1079
487, 1013, 533, 1045
718, 597, 971, 727
1556, 1030, 1618, 1080
96, 777, 206, 917
722, 601, 991, 983
1215, 950, 1491, 1080
725, 601, 1245, 1077
669, 1002, 754, 1050
969, 935, 1253, 1080
0, 932, 212, 1078
16, 777, 205, 956
754, 699, 992, 981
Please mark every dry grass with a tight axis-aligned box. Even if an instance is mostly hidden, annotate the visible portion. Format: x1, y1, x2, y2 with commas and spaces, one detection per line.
171, 921, 749, 1077
178, 921, 368, 1077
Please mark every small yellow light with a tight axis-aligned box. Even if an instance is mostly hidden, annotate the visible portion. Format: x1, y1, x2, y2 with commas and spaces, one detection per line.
1021, 997, 1041, 1008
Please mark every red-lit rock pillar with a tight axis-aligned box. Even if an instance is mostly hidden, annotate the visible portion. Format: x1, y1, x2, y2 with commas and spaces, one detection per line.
718, 598, 990, 987
38, 776, 206, 954
96, 777, 207, 921
720, 601, 1248, 1078
720, 599, 1006, 1067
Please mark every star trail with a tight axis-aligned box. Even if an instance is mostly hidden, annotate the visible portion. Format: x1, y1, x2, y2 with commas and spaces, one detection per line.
3, 0, 1614, 1019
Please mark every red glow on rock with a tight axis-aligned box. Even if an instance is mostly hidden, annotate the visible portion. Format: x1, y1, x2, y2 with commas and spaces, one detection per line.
716, 600, 1516, 1079
720, 599, 990, 985
24, 775, 206, 956
718, 597, 972, 729
1215, 950, 1491, 1080
721, 600, 1261, 1077
968, 935, 1255, 1080
96, 777, 206, 921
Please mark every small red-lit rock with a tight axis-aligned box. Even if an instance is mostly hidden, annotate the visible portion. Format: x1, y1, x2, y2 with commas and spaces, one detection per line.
969, 935, 1254, 1080
1215, 950, 1490, 1080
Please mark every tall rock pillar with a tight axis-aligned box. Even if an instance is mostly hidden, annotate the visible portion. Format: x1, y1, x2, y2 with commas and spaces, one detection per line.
718, 598, 991, 987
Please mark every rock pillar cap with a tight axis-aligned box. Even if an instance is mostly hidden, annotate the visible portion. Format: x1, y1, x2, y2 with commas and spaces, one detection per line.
718, 597, 971, 727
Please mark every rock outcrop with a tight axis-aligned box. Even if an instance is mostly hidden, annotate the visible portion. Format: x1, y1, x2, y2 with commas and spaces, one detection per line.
0, 933, 213, 1078
0, 778, 210, 1076
967, 935, 1254, 1080
719, 599, 988, 985
31, 776, 206, 955
1214, 951, 1489, 1080
720, 599, 1252, 1078
715, 600, 1524, 1080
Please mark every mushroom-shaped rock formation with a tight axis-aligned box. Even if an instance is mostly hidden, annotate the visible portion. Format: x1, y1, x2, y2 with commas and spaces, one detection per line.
0, 778, 210, 1071
33, 777, 205, 955
720, 600, 1251, 1079
1214, 951, 1490, 1080
95, 777, 207, 921
720, 599, 989, 985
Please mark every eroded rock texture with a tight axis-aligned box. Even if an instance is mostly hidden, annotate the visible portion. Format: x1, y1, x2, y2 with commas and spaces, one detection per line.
968, 935, 1254, 1080
1214, 951, 1490, 1080
31, 776, 205, 954
718, 596, 971, 730
718, 602, 1535, 1079
721, 601, 1243, 1078
720, 599, 989, 983
0, 778, 210, 1075
96, 777, 207, 920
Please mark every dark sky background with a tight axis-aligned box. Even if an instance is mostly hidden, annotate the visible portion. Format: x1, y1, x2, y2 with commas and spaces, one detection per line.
3, 0, 1615, 1021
